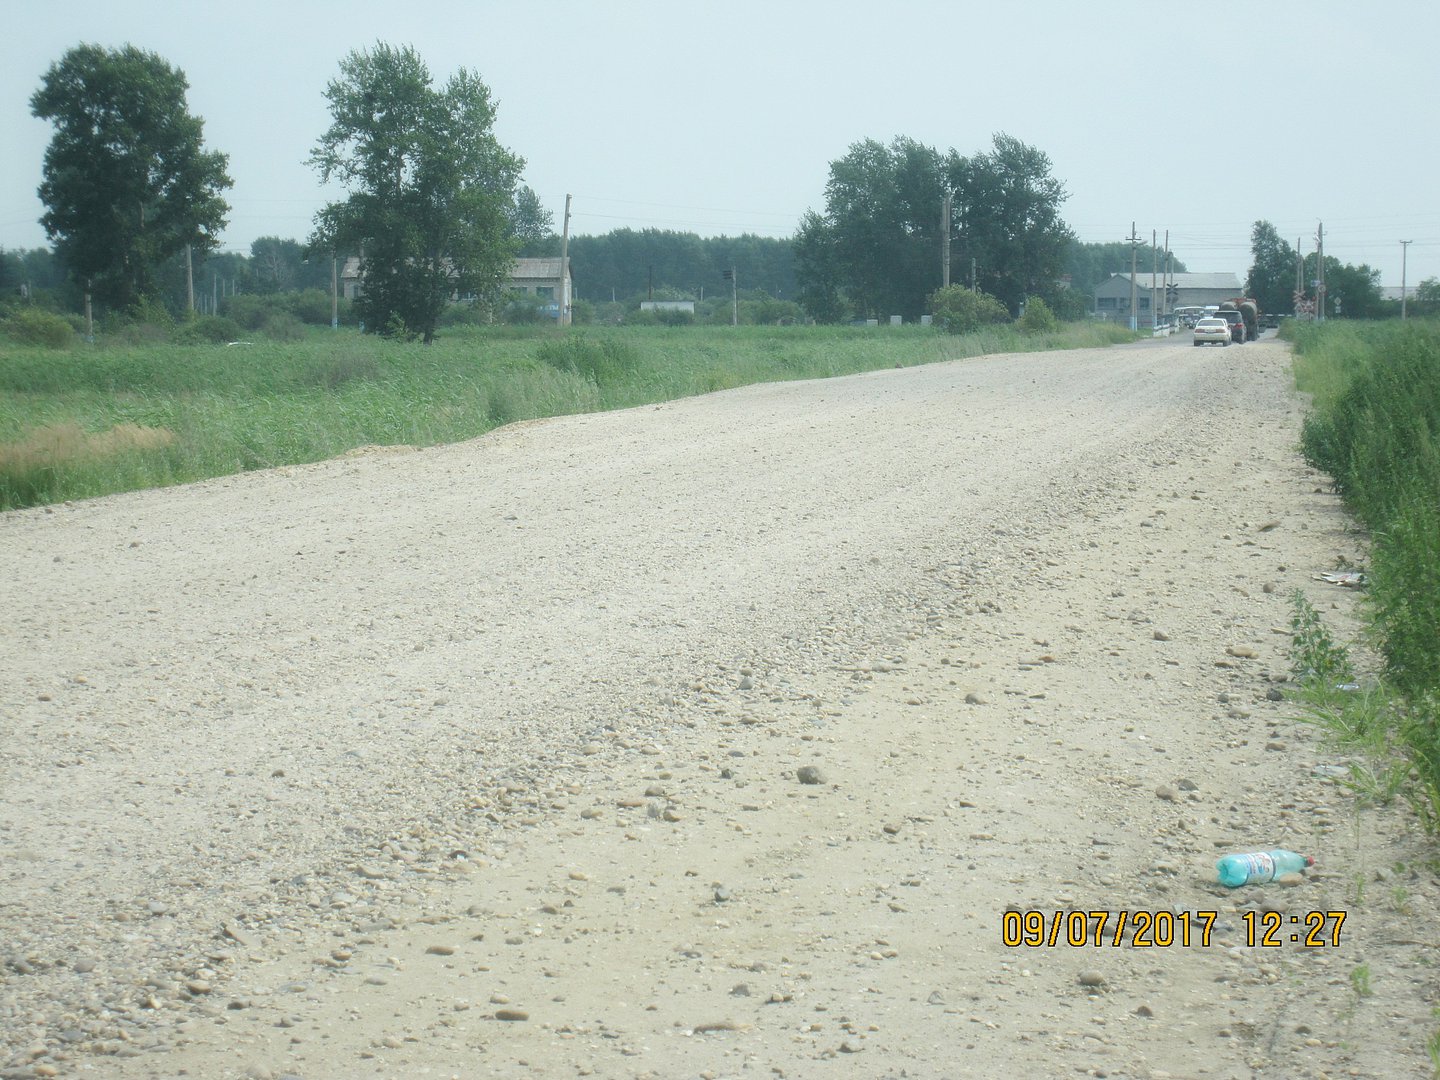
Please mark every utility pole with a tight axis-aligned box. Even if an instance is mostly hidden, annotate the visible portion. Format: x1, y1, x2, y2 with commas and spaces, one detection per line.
1296, 237, 1304, 316
1126, 222, 1141, 332
1164, 230, 1172, 320
1400, 239, 1413, 320
729, 266, 738, 326
330, 254, 339, 330
941, 194, 952, 290
1315, 222, 1326, 322
558, 193, 572, 326
185, 245, 195, 314
1150, 229, 1157, 329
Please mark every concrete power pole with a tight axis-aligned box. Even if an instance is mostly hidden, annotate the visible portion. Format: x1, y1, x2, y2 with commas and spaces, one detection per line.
1316, 222, 1326, 322
1401, 239, 1413, 320
1150, 229, 1158, 330
558, 193, 572, 327
941, 194, 952, 290
1126, 222, 1141, 332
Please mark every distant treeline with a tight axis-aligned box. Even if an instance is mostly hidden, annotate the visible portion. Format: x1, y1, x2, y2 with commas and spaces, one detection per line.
5, 231, 1187, 318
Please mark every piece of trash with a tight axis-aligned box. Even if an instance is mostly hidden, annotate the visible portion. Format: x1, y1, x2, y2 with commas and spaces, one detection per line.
1317, 571, 1366, 587
1216, 849, 1313, 887
1312, 764, 1351, 779
1335, 683, 1361, 692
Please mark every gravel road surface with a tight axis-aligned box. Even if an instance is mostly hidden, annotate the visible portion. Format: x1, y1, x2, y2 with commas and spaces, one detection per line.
3, 334, 1436, 1079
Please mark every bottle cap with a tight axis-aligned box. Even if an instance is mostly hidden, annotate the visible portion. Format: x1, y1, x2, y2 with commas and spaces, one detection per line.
1305, 855, 1315, 866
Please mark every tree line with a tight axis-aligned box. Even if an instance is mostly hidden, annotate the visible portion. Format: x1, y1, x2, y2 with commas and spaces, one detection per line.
14, 39, 1424, 344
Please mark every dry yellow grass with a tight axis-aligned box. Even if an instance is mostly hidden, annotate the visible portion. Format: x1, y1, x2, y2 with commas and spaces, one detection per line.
0, 422, 177, 471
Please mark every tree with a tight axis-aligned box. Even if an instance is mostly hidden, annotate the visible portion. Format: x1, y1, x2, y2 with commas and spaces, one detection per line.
309, 44, 523, 343
1246, 220, 1296, 315
794, 137, 950, 321
1313, 256, 1383, 319
30, 44, 232, 312
954, 134, 1073, 314
250, 237, 306, 293
1413, 277, 1440, 317
509, 185, 554, 249
794, 133, 1072, 323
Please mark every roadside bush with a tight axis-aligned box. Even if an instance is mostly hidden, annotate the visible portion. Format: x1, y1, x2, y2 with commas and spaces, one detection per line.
3, 308, 75, 348
287, 289, 335, 326
222, 293, 274, 331
1018, 297, 1059, 334
261, 313, 307, 342
172, 315, 243, 345
928, 286, 1010, 334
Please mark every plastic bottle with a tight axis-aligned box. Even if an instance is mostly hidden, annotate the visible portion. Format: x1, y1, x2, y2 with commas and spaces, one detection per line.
1215, 849, 1314, 887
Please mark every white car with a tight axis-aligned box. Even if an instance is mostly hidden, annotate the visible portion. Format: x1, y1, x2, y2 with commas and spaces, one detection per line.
1192, 317, 1231, 346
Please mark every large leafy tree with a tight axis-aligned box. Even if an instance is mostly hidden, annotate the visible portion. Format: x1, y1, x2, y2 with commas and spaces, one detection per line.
954, 134, 1073, 313
1246, 220, 1297, 315
795, 133, 1072, 322
309, 43, 523, 343
30, 44, 232, 311
795, 137, 951, 321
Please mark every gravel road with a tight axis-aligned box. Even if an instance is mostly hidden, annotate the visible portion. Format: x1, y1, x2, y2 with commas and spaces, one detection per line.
3, 334, 1437, 1078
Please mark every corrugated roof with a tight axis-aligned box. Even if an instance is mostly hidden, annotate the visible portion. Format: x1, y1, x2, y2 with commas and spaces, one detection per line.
1111, 272, 1241, 289
513, 257, 568, 279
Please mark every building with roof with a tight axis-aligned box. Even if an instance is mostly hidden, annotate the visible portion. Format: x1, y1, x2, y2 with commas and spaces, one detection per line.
339, 256, 573, 323
1093, 272, 1243, 323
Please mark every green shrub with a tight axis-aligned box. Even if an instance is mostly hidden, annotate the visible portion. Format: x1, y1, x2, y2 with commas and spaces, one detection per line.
927, 286, 1010, 334
222, 293, 275, 331
3, 308, 76, 348
287, 288, 336, 326
261, 313, 307, 342
1018, 296, 1059, 334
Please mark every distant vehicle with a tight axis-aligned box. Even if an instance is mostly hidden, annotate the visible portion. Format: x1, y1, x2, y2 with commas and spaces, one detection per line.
1219, 297, 1261, 341
1193, 317, 1232, 346
1174, 305, 1204, 328
1215, 310, 1247, 342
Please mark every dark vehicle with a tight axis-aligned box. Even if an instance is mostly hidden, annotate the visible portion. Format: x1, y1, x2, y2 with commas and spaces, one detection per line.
1216, 310, 1246, 343
1219, 298, 1261, 341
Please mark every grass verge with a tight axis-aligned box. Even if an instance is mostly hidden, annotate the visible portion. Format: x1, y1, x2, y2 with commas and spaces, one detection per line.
1286, 318, 1440, 831
0, 320, 1133, 510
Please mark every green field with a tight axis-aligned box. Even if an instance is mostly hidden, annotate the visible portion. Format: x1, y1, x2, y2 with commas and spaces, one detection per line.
0, 320, 1132, 511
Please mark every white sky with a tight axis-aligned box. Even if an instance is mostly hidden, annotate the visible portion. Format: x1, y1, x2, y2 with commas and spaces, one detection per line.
3, 0, 1437, 288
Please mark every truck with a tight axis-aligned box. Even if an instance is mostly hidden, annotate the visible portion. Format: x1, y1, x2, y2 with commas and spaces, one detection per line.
1218, 297, 1260, 342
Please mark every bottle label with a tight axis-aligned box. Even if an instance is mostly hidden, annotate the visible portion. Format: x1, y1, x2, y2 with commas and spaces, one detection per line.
1239, 852, 1275, 883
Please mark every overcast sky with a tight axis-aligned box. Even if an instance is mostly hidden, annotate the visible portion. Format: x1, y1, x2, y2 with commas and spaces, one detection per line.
3, 0, 1437, 290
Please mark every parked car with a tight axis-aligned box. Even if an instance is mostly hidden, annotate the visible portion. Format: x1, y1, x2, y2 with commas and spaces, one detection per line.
1215, 310, 1246, 343
1192, 317, 1232, 346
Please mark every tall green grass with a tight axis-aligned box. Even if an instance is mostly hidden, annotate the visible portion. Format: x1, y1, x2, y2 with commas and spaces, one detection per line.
1290, 318, 1440, 825
0, 320, 1134, 511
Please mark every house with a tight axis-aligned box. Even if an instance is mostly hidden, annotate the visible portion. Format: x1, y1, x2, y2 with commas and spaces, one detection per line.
338, 255, 573, 323
507, 257, 573, 323
1093, 272, 1243, 322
